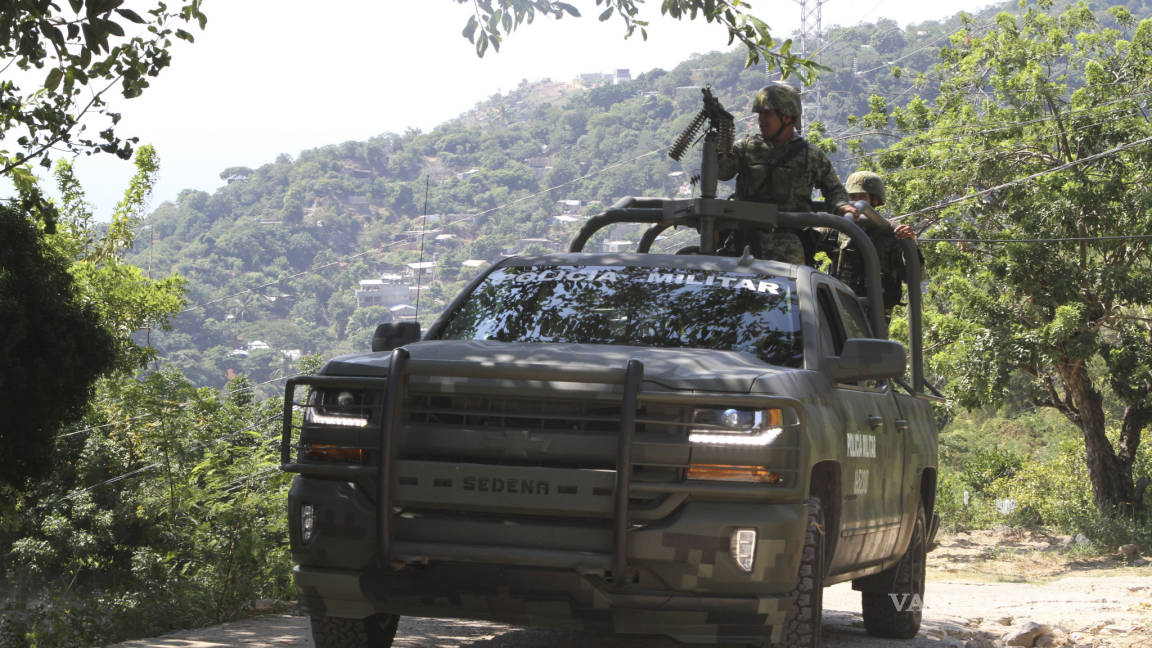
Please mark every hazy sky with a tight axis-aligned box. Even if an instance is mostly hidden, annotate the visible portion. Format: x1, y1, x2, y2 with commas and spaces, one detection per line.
53, 0, 994, 217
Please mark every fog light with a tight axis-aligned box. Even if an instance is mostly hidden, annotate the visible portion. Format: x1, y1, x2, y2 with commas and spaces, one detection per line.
731, 528, 756, 572
301, 504, 315, 543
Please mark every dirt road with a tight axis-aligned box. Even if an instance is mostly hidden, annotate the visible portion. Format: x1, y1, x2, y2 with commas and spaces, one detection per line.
107, 530, 1151, 648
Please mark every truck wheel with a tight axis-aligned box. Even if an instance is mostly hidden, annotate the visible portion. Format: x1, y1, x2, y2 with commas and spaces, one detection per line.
310, 613, 399, 648
861, 502, 926, 639
773, 496, 825, 648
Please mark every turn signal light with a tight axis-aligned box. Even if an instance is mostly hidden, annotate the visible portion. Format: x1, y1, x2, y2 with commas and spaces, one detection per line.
686, 464, 783, 483
304, 444, 366, 463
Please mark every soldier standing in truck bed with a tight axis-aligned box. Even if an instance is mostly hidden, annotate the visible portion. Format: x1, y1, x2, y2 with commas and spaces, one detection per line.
836, 170, 924, 320
716, 82, 858, 264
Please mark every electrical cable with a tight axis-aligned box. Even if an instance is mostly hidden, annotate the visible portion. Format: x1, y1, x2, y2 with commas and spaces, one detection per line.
890, 134, 1152, 222
58, 413, 281, 502
922, 234, 1152, 244
56, 372, 300, 439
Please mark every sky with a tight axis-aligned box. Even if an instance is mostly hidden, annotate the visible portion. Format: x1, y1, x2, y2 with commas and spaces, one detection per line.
51, 0, 995, 218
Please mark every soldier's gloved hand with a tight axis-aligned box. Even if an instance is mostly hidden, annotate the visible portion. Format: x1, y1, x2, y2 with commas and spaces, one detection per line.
836, 203, 859, 218
894, 224, 916, 240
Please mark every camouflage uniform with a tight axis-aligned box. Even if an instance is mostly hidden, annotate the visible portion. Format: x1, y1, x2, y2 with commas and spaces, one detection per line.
835, 219, 923, 314
835, 171, 924, 317
718, 133, 850, 214
716, 84, 850, 265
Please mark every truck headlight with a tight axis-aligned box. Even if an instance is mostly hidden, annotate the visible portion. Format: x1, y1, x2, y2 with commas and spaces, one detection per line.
688, 407, 784, 446
304, 389, 370, 428
687, 407, 795, 484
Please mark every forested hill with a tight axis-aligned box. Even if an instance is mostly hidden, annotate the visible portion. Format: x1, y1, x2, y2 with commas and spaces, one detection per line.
129, 0, 1134, 392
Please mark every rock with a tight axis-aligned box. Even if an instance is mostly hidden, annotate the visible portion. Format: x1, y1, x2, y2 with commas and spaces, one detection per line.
943, 626, 973, 639
1058, 535, 1075, 547
1085, 620, 1113, 633
998, 616, 1016, 626
1074, 533, 1090, 546
1002, 621, 1052, 647
1034, 634, 1056, 648
965, 638, 999, 648
1119, 543, 1140, 561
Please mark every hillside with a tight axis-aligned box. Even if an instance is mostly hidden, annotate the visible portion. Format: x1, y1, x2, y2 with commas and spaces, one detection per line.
128, 0, 1128, 393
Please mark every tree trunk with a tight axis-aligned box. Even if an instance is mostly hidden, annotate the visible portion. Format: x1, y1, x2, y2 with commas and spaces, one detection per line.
1056, 358, 1138, 514
1119, 404, 1150, 514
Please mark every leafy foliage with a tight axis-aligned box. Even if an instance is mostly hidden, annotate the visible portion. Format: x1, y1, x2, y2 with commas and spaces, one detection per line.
0, 0, 207, 184
0, 371, 293, 647
454, 0, 824, 80
52, 146, 188, 371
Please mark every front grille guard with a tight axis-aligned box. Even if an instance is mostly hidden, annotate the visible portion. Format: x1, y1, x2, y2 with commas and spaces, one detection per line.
282, 350, 806, 582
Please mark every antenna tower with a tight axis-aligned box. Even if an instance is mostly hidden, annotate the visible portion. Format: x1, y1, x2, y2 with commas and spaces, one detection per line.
793, 0, 829, 124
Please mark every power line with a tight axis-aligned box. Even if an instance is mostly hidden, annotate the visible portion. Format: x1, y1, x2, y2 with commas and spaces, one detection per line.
59, 414, 280, 502
892, 134, 1152, 222
853, 19, 995, 76
57, 373, 298, 439
833, 88, 1152, 156
922, 234, 1152, 244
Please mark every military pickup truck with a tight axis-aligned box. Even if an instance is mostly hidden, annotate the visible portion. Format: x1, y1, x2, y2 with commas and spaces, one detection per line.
280, 103, 941, 648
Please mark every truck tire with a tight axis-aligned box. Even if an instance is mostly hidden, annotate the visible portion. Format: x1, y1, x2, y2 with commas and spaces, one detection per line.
861, 502, 926, 639
773, 496, 825, 648
310, 613, 399, 648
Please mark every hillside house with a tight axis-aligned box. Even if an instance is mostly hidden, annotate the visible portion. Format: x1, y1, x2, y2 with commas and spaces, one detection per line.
404, 261, 437, 279
556, 199, 582, 214
390, 303, 418, 321
356, 276, 410, 308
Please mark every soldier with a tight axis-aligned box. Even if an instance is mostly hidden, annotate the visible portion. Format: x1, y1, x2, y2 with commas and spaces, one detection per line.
836, 171, 923, 319
716, 82, 858, 264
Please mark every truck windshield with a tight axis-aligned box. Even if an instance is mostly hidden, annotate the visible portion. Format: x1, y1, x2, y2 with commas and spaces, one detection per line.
438, 265, 803, 367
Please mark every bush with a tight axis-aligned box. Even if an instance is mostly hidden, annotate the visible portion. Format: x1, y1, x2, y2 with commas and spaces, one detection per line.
0, 370, 295, 647
939, 431, 1152, 551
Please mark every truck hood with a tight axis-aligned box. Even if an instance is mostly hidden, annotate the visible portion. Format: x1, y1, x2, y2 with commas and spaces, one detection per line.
321, 340, 793, 393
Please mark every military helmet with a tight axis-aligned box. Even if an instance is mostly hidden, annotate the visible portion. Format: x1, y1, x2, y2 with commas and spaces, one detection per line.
751, 83, 802, 130
845, 171, 886, 206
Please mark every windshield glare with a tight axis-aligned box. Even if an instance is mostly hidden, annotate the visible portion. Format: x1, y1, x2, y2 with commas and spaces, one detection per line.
438, 265, 802, 367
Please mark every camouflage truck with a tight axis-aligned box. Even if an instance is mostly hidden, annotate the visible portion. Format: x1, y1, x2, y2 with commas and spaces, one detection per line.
280, 94, 942, 648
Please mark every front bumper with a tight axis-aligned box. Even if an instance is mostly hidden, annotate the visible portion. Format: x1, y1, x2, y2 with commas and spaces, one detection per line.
291, 478, 806, 644
295, 562, 795, 645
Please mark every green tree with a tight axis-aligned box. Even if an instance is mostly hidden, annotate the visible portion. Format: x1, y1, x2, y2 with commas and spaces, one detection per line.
53, 145, 188, 371
0, 203, 116, 490
0, 145, 186, 490
871, 2, 1152, 514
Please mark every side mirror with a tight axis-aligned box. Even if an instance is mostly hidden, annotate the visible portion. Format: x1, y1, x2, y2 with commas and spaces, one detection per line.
829, 338, 906, 382
372, 322, 421, 352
